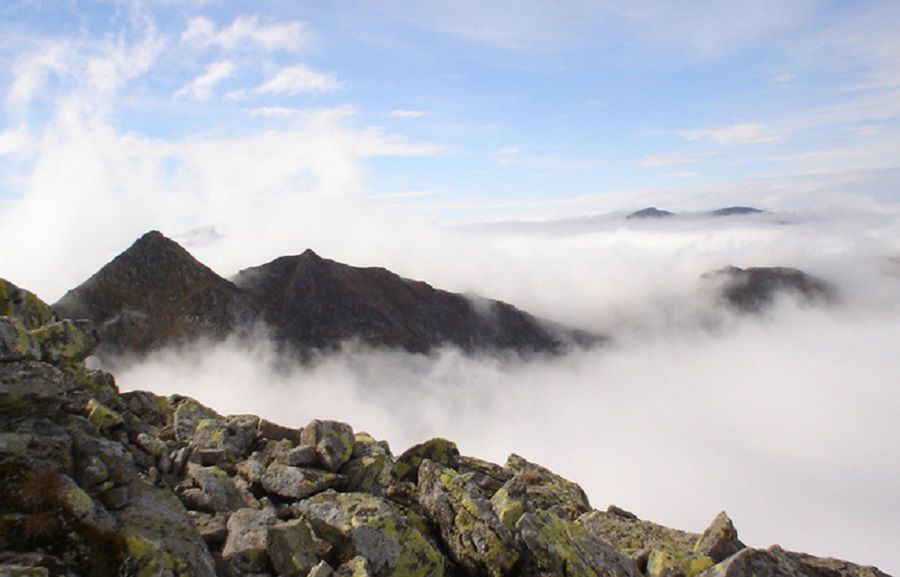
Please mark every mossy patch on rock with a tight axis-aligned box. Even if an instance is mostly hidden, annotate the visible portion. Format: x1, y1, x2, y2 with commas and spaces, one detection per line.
0, 316, 40, 362
86, 398, 123, 431
395, 437, 459, 483
516, 509, 639, 577
295, 491, 446, 577
506, 453, 591, 519
0, 279, 55, 330
417, 459, 518, 577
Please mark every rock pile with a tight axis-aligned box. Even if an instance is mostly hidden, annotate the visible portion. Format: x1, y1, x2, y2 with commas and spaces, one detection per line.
0, 277, 891, 577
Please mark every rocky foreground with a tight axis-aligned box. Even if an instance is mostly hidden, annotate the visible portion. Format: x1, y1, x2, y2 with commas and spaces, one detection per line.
0, 277, 890, 577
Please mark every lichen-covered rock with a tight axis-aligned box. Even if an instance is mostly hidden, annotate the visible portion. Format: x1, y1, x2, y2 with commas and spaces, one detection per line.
301, 419, 355, 472
267, 518, 320, 577
506, 453, 591, 519
336, 556, 375, 577
352, 432, 392, 459
309, 560, 335, 577
417, 459, 518, 577
341, 452, 395, 496
0, 361, 76, 419
236, 450, 268, 487
697, 546, 891, 577
0, 316, 40, 362
258, 418, 302, 444
180, 463, 244, 513
121, 390, 172, 428
172, 397, 222, 443
0, 278, 55, 330
86, 398, 123, 431
295, 491, 445, 577
115, 479, 218, 577
276, 443, 319, 467
459, 455, 512, 496
491, 474, 528, 530
187, 510, 228, 546
516, 509, 640, 577
189, 416, 257, 465
694, 511, 745, 563
260, 463, 345, 501
395, 438, 459, 483
29, 319, 98, 365
221, 507, 277, 574
579, 508, 702, 572
647, 547, 715, 577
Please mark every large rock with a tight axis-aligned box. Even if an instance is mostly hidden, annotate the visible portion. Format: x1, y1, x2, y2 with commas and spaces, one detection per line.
0, 278, 55, 330
694, 511, 745, 563
172, 397, 222, 443
697, 546, 890, 577
417, 459, 518, 577
221, 507, 277, 574
115, 478, 217, 577
506, 453, 591, 519
267, 518, 321, 577
295, 491, 445, 577
579, 508, 711, 575
180, 463, 244, 513
29, 319, 98, 365
0, 316, 39, 362
516, 509, 640, 577
301, 419, 355, 472
395, 437, 459, 483
260, 463, 345, 501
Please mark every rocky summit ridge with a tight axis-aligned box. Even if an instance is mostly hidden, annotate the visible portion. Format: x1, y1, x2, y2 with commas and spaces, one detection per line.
54, 231, 597, 359
0, 277, 892, 576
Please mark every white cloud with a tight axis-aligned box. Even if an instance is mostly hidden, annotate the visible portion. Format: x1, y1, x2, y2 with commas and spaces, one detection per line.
0, 125, 33, 157
255, 64, 339, 94
182, 15, 309, 52
175, 59, 234, 100
677, 122, 786, 145
6, 42, 70, 108
639, 150, 719, 167
389, 109, 429, 118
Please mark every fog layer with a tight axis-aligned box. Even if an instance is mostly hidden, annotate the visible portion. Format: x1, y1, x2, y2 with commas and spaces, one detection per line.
105, 220, 900, 573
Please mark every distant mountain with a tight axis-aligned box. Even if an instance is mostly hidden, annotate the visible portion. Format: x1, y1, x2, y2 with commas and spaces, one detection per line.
704, 266, 834, 313
627, 207, 673, 219
54, 231, 252, 355
55, 231, 597, 357
712, 206, 764, 217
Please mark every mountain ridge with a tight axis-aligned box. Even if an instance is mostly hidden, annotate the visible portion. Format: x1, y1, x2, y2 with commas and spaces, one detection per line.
54, 231, 599, 358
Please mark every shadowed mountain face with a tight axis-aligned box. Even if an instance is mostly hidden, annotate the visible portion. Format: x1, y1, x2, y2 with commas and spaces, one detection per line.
53, 231, 252, 355
55, 232, 594, 357
712, 206, 764, 217
705, 266, 835, 313
627, 207, 673, 219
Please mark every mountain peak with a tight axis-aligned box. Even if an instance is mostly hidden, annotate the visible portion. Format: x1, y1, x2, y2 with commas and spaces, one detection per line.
628, 207, 673, 219
53, 231, 246, 355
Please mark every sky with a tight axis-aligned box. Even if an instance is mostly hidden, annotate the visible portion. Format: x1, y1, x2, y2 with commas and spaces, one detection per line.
1, 1, 900, 574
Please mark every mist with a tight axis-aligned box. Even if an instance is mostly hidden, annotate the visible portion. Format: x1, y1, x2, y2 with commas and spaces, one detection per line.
108, 294, 900, 572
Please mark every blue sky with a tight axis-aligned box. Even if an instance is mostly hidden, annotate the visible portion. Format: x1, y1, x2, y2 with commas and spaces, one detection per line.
1, 0, 899, 224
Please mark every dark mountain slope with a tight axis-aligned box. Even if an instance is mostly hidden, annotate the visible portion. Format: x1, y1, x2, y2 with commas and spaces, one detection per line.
704, 266, 835, 313
233, 249, 583, 354
627, 207, 673, 219
712, 206, 764, 217
53, 231, 251, 355
55, 232, 595, 357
